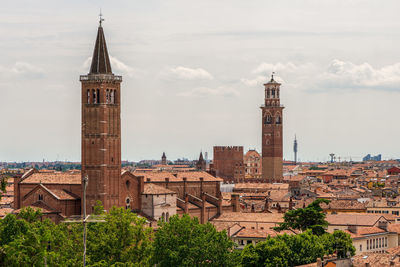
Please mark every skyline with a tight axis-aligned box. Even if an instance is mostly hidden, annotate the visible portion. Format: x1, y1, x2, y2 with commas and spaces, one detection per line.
1, 1, 400, 162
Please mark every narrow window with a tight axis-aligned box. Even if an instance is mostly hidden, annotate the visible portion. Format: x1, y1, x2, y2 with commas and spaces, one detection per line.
275, 115, 282, 124
271, 89, 275, 98
360, 244, 362, 251
166, 212, 169, 222
264, 115, 272, 124
266, 89, 270, 98
87, 90, 90, 104
113, 90, 117, 104
38, 194, 43, 201
93, 90, 97, 104
96, 89, 100, 104
106, 89, 109, 104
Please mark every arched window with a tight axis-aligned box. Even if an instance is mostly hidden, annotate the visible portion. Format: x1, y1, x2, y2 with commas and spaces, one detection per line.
111, 90, 114, 104
126, 180, 130, 189
93, 90, 97, 104
271, 89, 275, 98
126, 198, 131, 210
275, 115, 281, 124
113, 90, 117, 104
96, 89, 100, 104
166, 212, 169, 222
161, 212, 165, 222
106, 89, 109, 104
266, 89, 270, 98
264, 114, 272, 124
87, 90, 90, 104
277, 89, 280, 98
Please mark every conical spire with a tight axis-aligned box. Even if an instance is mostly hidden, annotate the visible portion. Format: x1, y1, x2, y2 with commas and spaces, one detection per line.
199, 152, 204, 161
89, 22, 112, 74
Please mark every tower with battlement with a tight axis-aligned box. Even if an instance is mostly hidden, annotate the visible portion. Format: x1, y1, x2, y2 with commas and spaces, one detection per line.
212, 146, 244, 183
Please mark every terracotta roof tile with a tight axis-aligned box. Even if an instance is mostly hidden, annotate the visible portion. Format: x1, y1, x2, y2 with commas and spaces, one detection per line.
142, 183, 176, 195
21, 170, 81, 185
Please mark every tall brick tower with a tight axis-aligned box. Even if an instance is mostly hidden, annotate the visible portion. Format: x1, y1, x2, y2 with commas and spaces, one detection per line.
261, 74, 284, 183
80, 19, 122, 213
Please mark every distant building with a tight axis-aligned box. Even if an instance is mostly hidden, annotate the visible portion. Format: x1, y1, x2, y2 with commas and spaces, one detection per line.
196, 152, 206, 171
243, 149, 261, 179
363, 154, 382, 161
211, 146, 245, 183
161, 152, 167, 165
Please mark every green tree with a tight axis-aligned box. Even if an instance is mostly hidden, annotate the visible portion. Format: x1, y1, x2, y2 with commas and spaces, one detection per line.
152, 214, 237, 267
274, 199, 330, 235
240, 230, 355, 267
87, 207, 153, 266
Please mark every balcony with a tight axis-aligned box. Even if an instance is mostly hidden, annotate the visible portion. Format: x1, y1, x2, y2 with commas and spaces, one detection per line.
80, 74, 122, 82
260, 104, 285, 108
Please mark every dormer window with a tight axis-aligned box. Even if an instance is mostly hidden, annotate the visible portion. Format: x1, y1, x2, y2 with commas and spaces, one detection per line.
38, 194, 43, 201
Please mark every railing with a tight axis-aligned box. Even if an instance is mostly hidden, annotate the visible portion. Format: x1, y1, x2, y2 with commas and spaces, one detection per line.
260, 104, 285, 108
80, 74, 122, 82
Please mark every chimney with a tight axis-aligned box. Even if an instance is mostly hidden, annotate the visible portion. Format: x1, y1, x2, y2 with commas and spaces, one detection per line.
348, 225, 358, 234
183, 177, 187, 198
378, 221, 388, 231
264, 197, 269, 211
289, 197, 294, 210
232, 194, 240, 212
200, 177, 204, 194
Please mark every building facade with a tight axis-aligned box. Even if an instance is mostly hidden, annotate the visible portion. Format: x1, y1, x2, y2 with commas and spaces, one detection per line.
261, 75, 284, 183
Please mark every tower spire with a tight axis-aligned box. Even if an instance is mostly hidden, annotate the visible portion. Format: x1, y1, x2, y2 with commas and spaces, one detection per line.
89, 15, 112, 75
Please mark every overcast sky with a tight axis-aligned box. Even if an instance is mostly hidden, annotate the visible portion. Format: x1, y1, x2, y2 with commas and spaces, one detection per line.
1, 0, 399, 162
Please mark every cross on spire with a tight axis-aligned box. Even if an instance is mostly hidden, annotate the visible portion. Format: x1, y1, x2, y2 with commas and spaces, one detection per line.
99, 10, 104, 26
271, 72, 275, 81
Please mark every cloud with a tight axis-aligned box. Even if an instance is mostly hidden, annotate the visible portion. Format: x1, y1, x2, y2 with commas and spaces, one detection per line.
252, 62, 300, 74
241, 62, 313, 87
178, 86, 239, 98
81, 56, 137, 77
163, 66, 213, 80
0, 62, 45, 79
240, 76, 267, 87
318, 59, 400, 91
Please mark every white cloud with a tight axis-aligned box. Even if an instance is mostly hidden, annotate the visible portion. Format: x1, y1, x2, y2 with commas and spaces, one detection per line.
318, 59, 400, 90
163, 66, 213, 80
178, 86, 239, 98
252, 62, 300, 74
0, 62, 45, 79
240, 76, 267, 87
81, 56, 137, 77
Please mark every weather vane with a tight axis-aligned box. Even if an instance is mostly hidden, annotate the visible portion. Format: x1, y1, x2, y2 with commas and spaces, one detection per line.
271, 71, 275, 80
99, 9, 104, 26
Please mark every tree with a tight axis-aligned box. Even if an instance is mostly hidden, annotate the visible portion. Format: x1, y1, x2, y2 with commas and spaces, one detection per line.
87, 207, 153, 266
274, 199, 330, 235
152, 214, 237, 267
240, 230, 355, 267
319, 230, 355, 258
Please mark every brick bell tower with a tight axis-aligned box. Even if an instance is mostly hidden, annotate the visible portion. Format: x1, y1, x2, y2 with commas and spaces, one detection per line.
80, 19, 122, 213
261, 74, 284, 183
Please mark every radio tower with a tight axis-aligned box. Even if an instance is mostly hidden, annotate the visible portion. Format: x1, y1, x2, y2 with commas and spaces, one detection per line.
293, 135, 298, 165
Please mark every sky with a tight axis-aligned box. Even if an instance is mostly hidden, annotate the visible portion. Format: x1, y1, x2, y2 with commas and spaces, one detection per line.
0, 0, 399, 162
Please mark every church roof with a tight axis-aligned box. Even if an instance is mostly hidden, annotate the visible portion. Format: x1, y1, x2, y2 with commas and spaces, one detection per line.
89, 24, 112, 74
